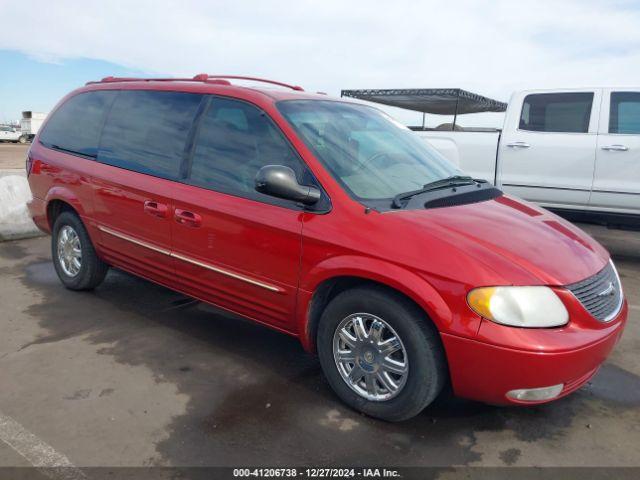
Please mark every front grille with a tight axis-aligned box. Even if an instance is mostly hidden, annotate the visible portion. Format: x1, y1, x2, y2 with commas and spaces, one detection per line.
566, 261, 623, 322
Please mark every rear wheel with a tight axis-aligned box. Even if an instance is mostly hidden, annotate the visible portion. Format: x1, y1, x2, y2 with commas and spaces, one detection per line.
18, 135, 27, 144
52, 211, 108, 290
317, 286, 446, 421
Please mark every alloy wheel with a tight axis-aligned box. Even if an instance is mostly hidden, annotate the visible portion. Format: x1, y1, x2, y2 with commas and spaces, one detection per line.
332, 313, 409, 401
57, 225, 82, 277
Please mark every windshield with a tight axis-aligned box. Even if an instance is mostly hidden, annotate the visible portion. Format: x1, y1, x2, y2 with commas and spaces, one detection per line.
277, 100, 461, 201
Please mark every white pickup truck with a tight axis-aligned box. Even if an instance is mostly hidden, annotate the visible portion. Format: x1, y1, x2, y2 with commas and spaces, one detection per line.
342, 87, 640, 228
0, 125, 23, 143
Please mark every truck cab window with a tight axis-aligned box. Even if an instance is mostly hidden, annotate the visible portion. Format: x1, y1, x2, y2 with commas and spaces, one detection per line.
609, 92, 640, 134
519, 93, 593, 133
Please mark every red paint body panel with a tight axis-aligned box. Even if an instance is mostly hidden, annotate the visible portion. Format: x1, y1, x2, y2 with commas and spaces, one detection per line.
90, 162, 176, 283
26, 79, 629, 406
442, 303, 627, 404
169, 182, 303, 329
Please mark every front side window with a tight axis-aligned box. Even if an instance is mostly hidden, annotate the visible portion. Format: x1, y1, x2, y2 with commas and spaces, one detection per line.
277, 100, 460, 201
40, 91, 115, 157
187, 97, 310, 203
609, 92, 640, 134
98, 90, 202, 179
519, 92, 593, 133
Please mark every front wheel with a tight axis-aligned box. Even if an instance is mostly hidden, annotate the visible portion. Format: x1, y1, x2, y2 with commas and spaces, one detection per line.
18, 135, 28, 144
317, 286, 447, 421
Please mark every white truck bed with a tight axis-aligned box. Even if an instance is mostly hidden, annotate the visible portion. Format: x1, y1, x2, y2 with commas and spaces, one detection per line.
414, 130, 500, 183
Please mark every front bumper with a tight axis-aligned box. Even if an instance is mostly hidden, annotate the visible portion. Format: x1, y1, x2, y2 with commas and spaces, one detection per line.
442, 300, 628, 405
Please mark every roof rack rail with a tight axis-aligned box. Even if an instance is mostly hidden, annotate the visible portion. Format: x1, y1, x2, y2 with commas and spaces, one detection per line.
87, 74, 304, 91
86, 76, 202, 85
202, 75, 304, 91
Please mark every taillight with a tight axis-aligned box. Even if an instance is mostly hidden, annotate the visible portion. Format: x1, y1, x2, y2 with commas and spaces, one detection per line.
26, 153, 34, 176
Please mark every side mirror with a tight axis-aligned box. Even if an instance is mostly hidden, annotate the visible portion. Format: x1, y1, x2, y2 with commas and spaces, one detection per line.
255, 165, 321, 206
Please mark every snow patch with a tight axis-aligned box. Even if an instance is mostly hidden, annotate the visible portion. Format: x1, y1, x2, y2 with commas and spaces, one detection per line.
0, 175, 42, 241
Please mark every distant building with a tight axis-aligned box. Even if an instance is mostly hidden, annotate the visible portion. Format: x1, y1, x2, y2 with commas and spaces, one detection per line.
20, 111, 48, 139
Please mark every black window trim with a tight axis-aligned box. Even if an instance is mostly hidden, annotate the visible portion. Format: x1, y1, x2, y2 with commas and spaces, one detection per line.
40, 88, 332, 214
517, 92, 595, 135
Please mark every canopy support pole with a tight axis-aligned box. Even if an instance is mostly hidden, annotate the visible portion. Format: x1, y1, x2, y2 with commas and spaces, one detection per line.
422, 112, 426, 129
452, 89, 460, 131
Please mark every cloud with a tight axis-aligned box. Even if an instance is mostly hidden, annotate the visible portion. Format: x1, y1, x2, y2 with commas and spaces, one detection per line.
1, 0, 640, 125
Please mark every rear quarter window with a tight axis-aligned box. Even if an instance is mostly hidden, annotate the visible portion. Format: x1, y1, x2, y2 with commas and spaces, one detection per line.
519, 92, 593, 133
39, 91, 116, 157
98, 90, 203, 179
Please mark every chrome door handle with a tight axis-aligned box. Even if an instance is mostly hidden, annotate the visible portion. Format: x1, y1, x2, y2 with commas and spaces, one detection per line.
506, 141, 531, 149
601, 144, 629, 151
143, 200, 169, 218
174, 209, 202, 228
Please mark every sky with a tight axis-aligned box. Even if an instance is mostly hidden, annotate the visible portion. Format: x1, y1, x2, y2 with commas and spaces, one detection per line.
1, 0, 640, 127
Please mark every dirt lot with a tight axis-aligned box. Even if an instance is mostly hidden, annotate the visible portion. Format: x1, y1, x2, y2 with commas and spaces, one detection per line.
0, 142, 639, 475
0, 143, 28, 171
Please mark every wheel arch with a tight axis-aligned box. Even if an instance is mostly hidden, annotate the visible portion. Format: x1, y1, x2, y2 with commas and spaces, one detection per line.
298, 257, 453, 353
44, 187, 86, 229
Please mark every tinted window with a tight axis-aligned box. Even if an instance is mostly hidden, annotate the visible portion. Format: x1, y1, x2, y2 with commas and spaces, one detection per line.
278, 100, 460, 201
609, 92, 640, 134
519, 93, 593, 133
98, 91, 202, 179
188, 98, 308, 201
40, 91, 115, 157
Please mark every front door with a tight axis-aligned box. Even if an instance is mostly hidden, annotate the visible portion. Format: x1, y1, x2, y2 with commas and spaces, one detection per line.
498, 90, 600, 208
592, 89, 640, 213
170, 96, 316, 330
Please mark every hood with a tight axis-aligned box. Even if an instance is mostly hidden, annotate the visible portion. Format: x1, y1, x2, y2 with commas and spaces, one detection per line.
386, 195, 609, 286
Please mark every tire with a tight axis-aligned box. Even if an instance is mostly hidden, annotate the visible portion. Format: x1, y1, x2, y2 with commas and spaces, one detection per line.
52, 211, 109, 290
18, 136, 27, 144
317, 286, 447, 421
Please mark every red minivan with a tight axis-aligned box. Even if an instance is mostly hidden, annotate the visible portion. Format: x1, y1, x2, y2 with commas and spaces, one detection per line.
27, 75, 627, 421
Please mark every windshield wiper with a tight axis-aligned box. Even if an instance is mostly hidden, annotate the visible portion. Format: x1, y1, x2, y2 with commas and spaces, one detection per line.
391, 175, 476, 209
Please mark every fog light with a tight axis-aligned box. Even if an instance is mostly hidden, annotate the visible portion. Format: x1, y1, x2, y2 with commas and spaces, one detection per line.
506, 384, 564, 402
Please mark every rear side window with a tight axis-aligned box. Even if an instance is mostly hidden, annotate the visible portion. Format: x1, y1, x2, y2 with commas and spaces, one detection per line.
187, 97, 308, 202
609, 92, 640, 134
40, 91, 115, 157
519, 93, 593, 133
98, 91, 202, 179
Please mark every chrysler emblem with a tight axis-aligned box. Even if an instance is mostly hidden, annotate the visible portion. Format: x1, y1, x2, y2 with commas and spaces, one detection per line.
596, 282, 616, 298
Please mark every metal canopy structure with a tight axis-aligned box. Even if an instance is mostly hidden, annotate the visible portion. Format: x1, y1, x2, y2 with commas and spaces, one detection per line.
340, 88, 507, 115
340, 88, 507, 130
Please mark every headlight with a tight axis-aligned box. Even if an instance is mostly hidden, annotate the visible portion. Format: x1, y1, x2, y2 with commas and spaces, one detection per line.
467, 286, 568, 328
